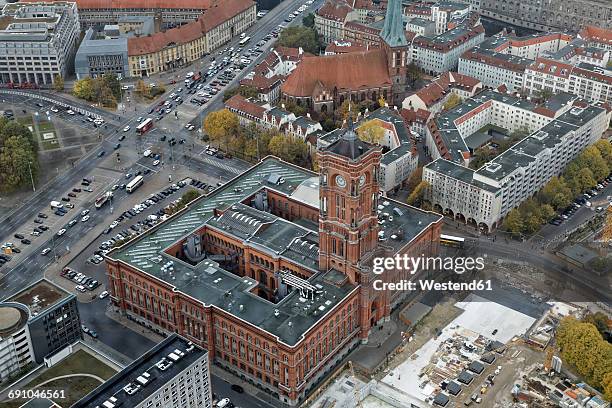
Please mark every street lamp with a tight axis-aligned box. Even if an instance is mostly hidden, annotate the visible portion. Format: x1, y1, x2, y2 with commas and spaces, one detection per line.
27, 161, 35, 192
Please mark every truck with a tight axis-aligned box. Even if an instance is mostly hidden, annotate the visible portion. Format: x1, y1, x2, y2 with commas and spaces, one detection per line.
50, 201, 63, 209
95, 192, 113, 209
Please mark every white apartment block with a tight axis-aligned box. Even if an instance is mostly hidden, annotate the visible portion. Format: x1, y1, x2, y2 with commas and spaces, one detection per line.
459, 48, 530, 92
75, 335, 212, 408
422, 89, 608, 230
0, 304, 34, 382
412, 24, 485, 75
524, 58, 612, 105
0, 2, 80, 86
430, 1, 471, 35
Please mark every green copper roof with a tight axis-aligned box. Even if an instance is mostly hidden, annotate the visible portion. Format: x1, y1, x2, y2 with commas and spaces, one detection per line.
381, 0, 407, 47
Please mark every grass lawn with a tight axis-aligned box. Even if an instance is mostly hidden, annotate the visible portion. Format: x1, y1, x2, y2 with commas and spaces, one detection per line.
0, 349, 118, 408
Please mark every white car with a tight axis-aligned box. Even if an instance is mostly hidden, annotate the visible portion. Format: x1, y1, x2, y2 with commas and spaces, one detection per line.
81, 215, 90, 222
123, 125, 130, 132
57, 228, 66, 236
66, 109, 75, 115
110, 221, 119, 229
41, 248, 51, 255
50, 106, 59, 113
137, 117, 143, 122
153, 160, 160, 166
99, 290, 109, 299
143, 149, 152, 157
75, 285, 86, 293
81, 209, 90, 216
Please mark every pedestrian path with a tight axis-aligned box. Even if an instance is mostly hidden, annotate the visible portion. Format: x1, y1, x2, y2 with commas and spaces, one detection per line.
199, 156, 242, 174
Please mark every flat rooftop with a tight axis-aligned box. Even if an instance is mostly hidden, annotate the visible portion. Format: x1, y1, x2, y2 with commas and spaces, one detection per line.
108, 157, 441, 345
6, 279, 71, 317
74, 335, 207, 408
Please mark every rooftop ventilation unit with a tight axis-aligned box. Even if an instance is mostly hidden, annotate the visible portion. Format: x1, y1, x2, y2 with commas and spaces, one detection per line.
135, 371, 151, 386
123, 382, 140, 395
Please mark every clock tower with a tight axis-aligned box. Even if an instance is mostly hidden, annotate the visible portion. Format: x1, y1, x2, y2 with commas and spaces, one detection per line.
318, 117, 382, 285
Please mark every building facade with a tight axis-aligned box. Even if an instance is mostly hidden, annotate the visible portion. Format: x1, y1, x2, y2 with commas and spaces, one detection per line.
479, 0, 612, 32
5, 279, 81, 364
75, 28, 129, 79
75, 334, 212, 408
422, 90, 609, 230
0, 2, 80, 87
127, 0, 256, 77
104, 150, 442, 406
0, 303, 33, 382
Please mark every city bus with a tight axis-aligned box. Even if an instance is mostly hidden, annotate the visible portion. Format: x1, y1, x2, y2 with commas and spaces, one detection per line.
440, 234, 465, 248
136, 118, 153, 135
126, 175, 144, 193
239, 36, 251, 46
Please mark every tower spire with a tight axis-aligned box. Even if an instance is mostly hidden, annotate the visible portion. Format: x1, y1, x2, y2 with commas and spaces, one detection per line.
381, 0, 407, 48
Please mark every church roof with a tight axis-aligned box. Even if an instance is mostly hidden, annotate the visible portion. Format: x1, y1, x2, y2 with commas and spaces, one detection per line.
281, 49, 391, 97
380, 0, 407, 47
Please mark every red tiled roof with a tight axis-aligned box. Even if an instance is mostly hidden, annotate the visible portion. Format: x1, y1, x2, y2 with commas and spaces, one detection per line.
413, 72, 481, 107
240, 74, 282, 91
127, 0, 254, 56
224, 94, 266, 118
325, 41, 367, 54
579, 26, 612, 46
527, 58, 574, 78
316, 0, 353, 22
281, 49, 391, 97
22, 0, 211, 9
461, 49, 529, 73
508, 32, 573, 48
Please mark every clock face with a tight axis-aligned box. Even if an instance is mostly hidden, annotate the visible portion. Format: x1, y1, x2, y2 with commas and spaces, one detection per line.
359, 174, 366, 187
335, 175, 346, 188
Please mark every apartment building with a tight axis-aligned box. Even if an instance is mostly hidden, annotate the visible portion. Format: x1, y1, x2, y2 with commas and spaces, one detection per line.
422, 90, 608, 230
524, 58, 612, 105
4, 279, 81, 364
0, 303, 33, 382
459, 47, 531, 92
412, 23, 485, 75
75, 335, 212, 408
0, 2, 80, 86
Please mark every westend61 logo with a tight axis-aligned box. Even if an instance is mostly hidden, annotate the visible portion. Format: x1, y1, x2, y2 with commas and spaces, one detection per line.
371, 255, 491, 292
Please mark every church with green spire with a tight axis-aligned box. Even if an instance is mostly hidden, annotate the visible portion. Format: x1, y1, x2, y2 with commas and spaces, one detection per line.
380, 0, 410, 101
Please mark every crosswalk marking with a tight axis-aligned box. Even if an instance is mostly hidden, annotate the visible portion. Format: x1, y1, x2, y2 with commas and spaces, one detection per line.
199, 156, 241, 174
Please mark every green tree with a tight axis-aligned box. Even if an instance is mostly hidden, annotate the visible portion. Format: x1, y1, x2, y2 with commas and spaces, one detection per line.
407, 63, 422, 84
537, 88, 554, 101
102, 73, 121, 101
283, 99, 307, 117
603, 372, 612, 401
576, 145, 610, 181
267, 134, 308, 166
405, 167, 423, 193
583, 312, 610, 335
406, 180, 429, 206
0, 118, 39, 192
469, 147, 494, 170
302, 12, 315, 28
278, 26, 320, 54
135, 79, 149, 98
223, 85, 259, 102
539, 176, 572, 210
443, 93, 461, 111
203, 109, 239, 144
53, 74, 64, 91
357, 120, 385, 144
594, 139, 612, 167
576, 167, 597, 191
503, 208, 523, 235
73, 77, 95, 101
539, 204, 556, 222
